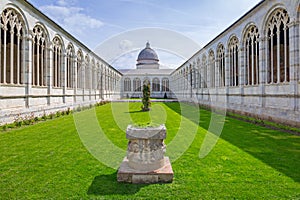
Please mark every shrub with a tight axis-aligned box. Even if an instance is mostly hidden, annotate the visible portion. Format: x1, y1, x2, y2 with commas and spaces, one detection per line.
141, 82, 151, 111
42, 112, 47, 121
34, 116, 39, 122
2, 124, 8, 131
14, 115, 23, 128
49, 113, 55, 119
56, 111, 61, 118
66, 108, 71, 115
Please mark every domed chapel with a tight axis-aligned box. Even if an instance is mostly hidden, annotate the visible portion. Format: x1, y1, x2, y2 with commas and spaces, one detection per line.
120, 42, 174, 98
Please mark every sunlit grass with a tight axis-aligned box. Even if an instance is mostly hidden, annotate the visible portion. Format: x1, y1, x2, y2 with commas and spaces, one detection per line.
0, 102, 299, 199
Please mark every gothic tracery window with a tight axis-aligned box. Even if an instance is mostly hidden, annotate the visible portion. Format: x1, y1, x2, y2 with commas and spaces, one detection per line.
244, 25, 259, 85
202, 55, 208, 88
66, 44, 75, 88
267, 8, 290, 84
77, 50, 83, 89
85, 55, 90, 89
0, 8, 25, 85
196, 59, 201, 88
228, 36, 239, 86
91, 59, 96, 90
52, 36, 63, 87
96, 63, 100, 90
209, 50, 215, 88
32, 25, 47, 86
217, 44, 225, 87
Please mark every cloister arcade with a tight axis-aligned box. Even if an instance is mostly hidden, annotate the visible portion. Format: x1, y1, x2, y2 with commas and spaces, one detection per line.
0, 1, 121, 124
170, 1, 300, 127
0, 0, 299, 127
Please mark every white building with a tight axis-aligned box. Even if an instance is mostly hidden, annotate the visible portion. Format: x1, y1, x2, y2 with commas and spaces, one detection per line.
170, 0, 300, 127
0, 0, 299, 128
120, 42, 173, 98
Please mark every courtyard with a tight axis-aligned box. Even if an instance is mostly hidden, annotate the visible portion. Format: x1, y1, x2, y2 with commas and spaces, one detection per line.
0, 102, 299, 199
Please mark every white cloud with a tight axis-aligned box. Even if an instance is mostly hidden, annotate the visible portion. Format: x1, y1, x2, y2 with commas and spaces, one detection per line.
40, 2, 104, 35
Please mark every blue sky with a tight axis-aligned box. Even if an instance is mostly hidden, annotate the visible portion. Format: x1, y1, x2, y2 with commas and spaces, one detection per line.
27, 0, 262, 69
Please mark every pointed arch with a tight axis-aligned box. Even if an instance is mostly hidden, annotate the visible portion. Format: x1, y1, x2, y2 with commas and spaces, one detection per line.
76, 49, 83, 89
52, 36, 63, 87
66, 43, 75, 88
0, 7, 27, 84
228, 35, 239, 86
32, 24, 48, 86
201, 54, 208, 88
217, 43, 225, 87
209, 49, 216, 88
84, 54, 90, 89
243, 24, 260, 85
91, 58, 96, 90
265, 7, 290, 84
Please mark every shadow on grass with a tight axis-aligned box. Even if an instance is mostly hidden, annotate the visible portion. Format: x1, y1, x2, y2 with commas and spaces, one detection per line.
164, 102, 300, 183
87, 172, 146, 196
125, 110, 145, 114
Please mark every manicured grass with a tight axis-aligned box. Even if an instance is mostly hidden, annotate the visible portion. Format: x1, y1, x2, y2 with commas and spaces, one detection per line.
0, 102, 299, 199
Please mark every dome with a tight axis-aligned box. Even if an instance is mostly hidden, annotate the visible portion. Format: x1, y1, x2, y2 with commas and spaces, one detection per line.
137, 42, 159, 62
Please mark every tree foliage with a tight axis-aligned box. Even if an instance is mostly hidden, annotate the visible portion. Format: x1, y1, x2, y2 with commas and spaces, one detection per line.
141, 82, 151, 111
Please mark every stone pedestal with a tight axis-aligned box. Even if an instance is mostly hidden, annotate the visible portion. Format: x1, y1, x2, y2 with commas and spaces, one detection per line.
117, 124, 173, 184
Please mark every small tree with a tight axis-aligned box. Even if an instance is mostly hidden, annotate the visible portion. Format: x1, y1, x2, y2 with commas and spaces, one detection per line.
141, 82, 151, 111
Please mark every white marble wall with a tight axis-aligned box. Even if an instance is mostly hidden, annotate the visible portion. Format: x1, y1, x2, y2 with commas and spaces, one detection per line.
0, 0, 122, 125
170, 0, 300, 127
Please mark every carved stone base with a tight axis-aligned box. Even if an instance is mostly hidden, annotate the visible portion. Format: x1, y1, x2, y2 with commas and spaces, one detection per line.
117, 157, 174, 184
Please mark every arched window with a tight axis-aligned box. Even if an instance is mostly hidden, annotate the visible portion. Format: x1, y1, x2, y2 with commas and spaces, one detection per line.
217, 44, 225, 87
196, 59, 201, 89
228, 36, 239, 87
188, 65, 192, 89
209, 50, 215, 88
0, 8, 25, 85
202, 55, 207, 88
162, 78, 169, 91
104, 67, 107, 90
267, 8, 290, 84
152, 78, 160, 92
32, 25, 47, 86
85, 55, 90, 89
192, 64, 197, 89
133, 78, 141, 91
52, 36, 63, 87
96, 63, 100, 90
124, 78, 131, 92
91, 59, 96, 90
244, 25, 259, 85
66, 44, 74, 88
108, 70, 111, 91
76, 50, 83, 89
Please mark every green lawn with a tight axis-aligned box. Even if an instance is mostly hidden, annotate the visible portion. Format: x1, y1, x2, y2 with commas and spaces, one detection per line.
0, 102, 299, 199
